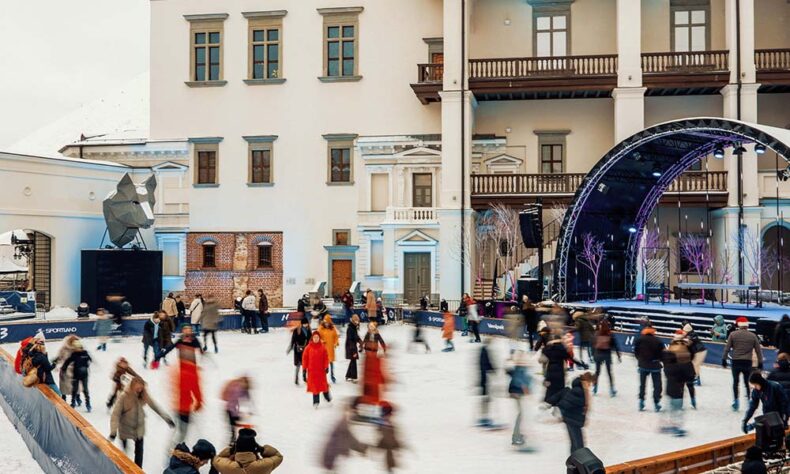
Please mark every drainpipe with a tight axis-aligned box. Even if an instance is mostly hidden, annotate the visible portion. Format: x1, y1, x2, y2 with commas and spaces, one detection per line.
736, 0, 745, 285
460, 0, 467, 298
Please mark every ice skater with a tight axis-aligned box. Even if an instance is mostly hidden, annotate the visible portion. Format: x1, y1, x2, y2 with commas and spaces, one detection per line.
93, 308, 111, 351
506, 351, 532, 447
376, 403, 404, 473
345, 314, 362, 382
683, 323, 706, 387
318, 315, 340, 383
442, 310, 455, 352
52, 335, 80, 405
321, 400, 368, 471
548, 372, 596, 454
592, 320, 620, 397
288, 317, 310, 385
220, 375, 252, 443
303, 331, 333, 407
573, 311, 595, 363
521, 296, 538, 351
477, 338, 497, 427
157, 324, 204, 446
200, 295, 220, 353
187, 293, 203, 334
634, 324, 664, 412
61, 339, 92, 412
742, 371, 790, 432
242, 290, 258, 334
409, 317, 431, 353
361, 322, 388, 404
542, 334, 587, 405
107, 357, 139, 409
722, 317, 763, 411
142, 312, 162, 368
661, 331, 696, 437
464, 293, 481, 343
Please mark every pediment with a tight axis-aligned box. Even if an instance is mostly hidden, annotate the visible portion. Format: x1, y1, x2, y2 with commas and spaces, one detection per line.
397, 229, 438, 245
483, 153, 523, 166
394, 146, 442, 159
152, 161, 188, 171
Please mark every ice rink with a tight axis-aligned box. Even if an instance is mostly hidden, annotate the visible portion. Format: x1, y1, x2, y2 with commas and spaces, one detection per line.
0, 402, 44, 473
3, 324, 752, 473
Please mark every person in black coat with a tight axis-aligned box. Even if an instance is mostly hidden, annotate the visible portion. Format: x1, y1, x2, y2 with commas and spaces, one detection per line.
768, 353, 790, 399
61, 340, 93, 411
439, 299, 449, 313
345, 315, 362, 382
163, 439, 216, 474
774, 315, 790, 354
741, 446, 768, 474
662, 340, 696, 437
521, 296, 539, 351
547, 372, 595, 454
175, 296, 187, 328
543, 336, 587, 404
289, 318, 310, 385
29, 340, 59, 395
142, 313, 163, 366
634, 326, 664, 412
592, 321, 621, 397
743, 371, 790, 431
478, 340, 496, 427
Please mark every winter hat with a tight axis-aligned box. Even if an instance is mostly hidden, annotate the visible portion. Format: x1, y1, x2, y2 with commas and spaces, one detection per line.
673, 329, 686, 341
749, 371, 766, 387
682, 323, 693, 333
235, 428, 259, 453
324, 314, 333, 324
191, 439, 216, 461
714, 315, 724, 325
744, 446, 763, 461
736, 317, 749, 328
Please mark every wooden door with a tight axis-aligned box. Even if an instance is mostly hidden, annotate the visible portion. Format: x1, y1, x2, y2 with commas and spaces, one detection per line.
431, 52, 444, 81
404, 252, 431, 304
331, 259, 352, 298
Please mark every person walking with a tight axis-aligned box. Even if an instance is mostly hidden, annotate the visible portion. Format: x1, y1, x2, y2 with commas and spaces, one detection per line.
592, 320, 621, 397
288, 318, 310, 385
157, 325, 204, 445
442, 310, 455, 352
220, 376, 252, 444
52, 335, 80, 404
258, 289, 270, 333
506, 351, 532, 447
634, 325, 664, 412
175, 295, 187, 329
142, 312, 162, 368
345, 314, 362, 382
723, 317, 764, 411
522, 296, 539, 351
110, 376, 175, 467
774, 315, 790, 354
574, 311, 595, 363
61, 340, 92, 412
464, 293, 481, 343
318, 315, 340, 383
361, 322, 388, 404
162, 293, 178, 320
341, 290, 354, 324
548, 372, 596, 454
242, 290, 258, 334
662, 331, 696, 437
201, 295, 220, 353
214, 428, 284, 474
543, 335, 587, 404
478, 339, 497, 427
107, 357, 139, 409
410, 317, 431, 353
164, 439, 216, 474
743, 371, 790, 432
365, 288, 377, 324
187, 294, 203, 334
684, 322, 707, 389
303, 331, 333, 408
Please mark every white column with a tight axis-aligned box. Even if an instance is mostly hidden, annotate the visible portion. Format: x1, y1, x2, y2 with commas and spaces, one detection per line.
616, 0, 642, 88
721, 83, 760, 208
725, 0, 756, 84
381, 225, 398, 298
612, 87, 646, 143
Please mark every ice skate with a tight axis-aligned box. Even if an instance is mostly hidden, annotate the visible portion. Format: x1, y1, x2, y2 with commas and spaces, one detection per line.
690, 398, 697, 409
654, 402, 662, 413
732, 399, 739, 411
639, 400, 645, 412
609, 388, 617, 398
511, 435, 525, 446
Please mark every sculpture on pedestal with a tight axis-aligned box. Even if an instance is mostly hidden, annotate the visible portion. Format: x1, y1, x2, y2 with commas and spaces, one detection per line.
102, 173, 156, 248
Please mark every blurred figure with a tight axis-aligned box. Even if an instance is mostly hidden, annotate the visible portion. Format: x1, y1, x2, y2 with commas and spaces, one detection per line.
187, 294, 203, 334
341, 290, 355, 324
409, 317, 431, 353
741, 446, 768, 474
542, 335, 587, 405
464, 293, 481, 343
506, 351, 532, 447
365, 288, 377, 324
288, 318, 310, 385
175, 295, 187, 329
26, 338, 60, 395
221, 376, 252, 443
457, 297, 469, 337
361, 322, 388, 404
93, 308, 111, 351
201, 295, 220, 353
573, 311, 595, 363
442, 310, 455, 352
258, 289, 270, 333
377, 402, 403, 473
164, 439, 216, 474
440, 298, 449, 312
110, 376, 175, 467
548, 372, 596, 454
534, 321, 550, 352
683, 322, 706, 387
419, 294, 429, 310
592, 320, 621, 397
477, 338, 496, 427
722, 317, 763, 411
345, 314, 362, 382
662, 331, 696, 437
521, 296, 538, 351
318, 315, 340, 383
505, 305, 525, 354
768, 352, 790, 400
214, 428, 283, 474
376, 297, 386, 325
634, 324, 664, 412
107, 357, 139, 409
157, 324, 204, 445
52, 335, 80, 404
158, 312, 176, 367
142, 312, 162, 368
61, 339, 92, 412
303, 331, 332, 407
774, 314, 790, 354
321, 401, 367, 471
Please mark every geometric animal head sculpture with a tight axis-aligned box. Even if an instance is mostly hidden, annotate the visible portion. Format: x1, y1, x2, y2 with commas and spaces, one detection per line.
102, 173, 156, 248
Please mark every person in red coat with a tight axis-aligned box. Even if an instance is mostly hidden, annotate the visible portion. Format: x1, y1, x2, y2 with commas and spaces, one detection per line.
362, 322, 388, 404
303, 331, 332, 408
158, 324, 204, 444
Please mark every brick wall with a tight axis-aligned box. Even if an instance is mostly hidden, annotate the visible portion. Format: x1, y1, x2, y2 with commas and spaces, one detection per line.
185, 232, 283, 308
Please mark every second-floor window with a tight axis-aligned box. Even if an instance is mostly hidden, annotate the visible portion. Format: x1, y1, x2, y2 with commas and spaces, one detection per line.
672, 7, 708, 52
250, 148, 272, 184
327, 24, 355, 77
534, 14, 568, 57
330, 147, 352, 183
413, 173, 432, 207
197, 150, 217, 184
251, 28, 280, 79
193, 31, 221, 81
541, 144, 563, 174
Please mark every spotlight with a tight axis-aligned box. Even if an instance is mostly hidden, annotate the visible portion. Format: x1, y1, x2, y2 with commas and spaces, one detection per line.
652, 171, 662, 177
779, 166, 790, 182
628, 227, 638, 233
733, 145, 747, 154
596, 183, 609, 194
755, 144, 766, 155
632, 152, 642, 161
713, 147, 725, 159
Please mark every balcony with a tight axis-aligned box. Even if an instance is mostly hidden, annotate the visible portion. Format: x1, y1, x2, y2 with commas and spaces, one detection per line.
756, 49, 790, 93
383, 207, 438, 225
470, 171, 729, 207
411, 51, 730, 103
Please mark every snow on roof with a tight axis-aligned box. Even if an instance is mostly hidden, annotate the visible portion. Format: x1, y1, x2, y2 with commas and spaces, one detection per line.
0, 150, 130, 169
7, 71, 149, 157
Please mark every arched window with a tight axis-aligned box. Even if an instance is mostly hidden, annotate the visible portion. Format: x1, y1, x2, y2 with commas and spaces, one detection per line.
258, 241, 273, 268
202, 241, 216, 268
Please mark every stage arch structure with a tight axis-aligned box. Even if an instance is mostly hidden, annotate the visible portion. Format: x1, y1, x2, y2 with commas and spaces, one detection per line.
555, 117, 790, 302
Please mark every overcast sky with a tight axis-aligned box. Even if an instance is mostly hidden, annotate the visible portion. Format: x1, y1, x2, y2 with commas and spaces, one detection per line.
0, 0, 149, 148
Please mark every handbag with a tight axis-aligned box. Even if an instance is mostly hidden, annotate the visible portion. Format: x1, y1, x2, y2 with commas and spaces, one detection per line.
22, 368, 38, 387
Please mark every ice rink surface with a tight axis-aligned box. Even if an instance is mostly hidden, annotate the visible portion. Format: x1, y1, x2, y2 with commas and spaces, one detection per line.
0, 403, 44, 473
3, 324, 752, 473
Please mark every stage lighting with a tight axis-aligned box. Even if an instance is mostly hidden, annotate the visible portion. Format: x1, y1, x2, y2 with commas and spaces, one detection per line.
713, 146, 725, 159
566, 448, 605, 474
652, 171, 661, 177
733, 145, 747, 155
779, 166, 790, 182
632, 152, 642, 161
596, 183, 609, 194
755, 144, 766, 155
628, 227, 637, 233
754, 412, 785, 453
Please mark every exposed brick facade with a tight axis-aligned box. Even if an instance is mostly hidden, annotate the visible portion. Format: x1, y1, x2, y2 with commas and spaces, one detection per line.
185, 232, 283, 308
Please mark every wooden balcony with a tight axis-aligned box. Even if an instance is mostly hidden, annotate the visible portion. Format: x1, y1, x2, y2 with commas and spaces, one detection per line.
642, 50, 729, 95
470, 171, 729, 208
756, 48, 790, 93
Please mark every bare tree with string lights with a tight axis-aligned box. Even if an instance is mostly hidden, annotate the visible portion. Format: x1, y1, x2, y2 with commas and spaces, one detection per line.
678, 234, 713, 303
577, 232, 605, 302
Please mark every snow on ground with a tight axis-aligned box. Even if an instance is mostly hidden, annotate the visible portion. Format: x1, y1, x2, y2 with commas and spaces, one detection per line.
0, 404, 44, 472
3, 325, 752, 473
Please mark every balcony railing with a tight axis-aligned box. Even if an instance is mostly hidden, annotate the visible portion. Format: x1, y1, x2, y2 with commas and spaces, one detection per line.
642, 50, 728, 74
666, 171, 728, 193
417, 63, 444, 83
385, 207, 438, 224
755, 49, 790, 71
469, 54, 618, 79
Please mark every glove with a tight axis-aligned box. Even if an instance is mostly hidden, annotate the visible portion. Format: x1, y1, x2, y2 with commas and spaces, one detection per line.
109, 434, 116, 441
742, 421, 751, 434
721, 359, 728, 369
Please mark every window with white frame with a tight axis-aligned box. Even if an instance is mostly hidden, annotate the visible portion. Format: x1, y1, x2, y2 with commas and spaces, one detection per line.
369, 240, 384, 276
671, 1, 709, 52
534, 14, 568, 57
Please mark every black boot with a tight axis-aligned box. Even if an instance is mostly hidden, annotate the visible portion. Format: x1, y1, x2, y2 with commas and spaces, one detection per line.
294, 367, 299, 385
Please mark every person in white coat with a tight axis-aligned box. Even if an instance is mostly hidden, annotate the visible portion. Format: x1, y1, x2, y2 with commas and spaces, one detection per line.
188, 294, 204, 334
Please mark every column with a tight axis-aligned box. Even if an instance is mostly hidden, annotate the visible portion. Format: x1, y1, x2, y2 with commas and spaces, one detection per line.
725, 0, 756, 85
613, 0, 645, 142
721, 84, 760, 208
381, 225, 398, 299
439, 0, 473, 300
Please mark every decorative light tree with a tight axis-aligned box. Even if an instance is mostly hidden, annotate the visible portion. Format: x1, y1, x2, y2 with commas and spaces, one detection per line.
490, 203, 520, 300
577, 232, 605, 302
678, 234, 713, 303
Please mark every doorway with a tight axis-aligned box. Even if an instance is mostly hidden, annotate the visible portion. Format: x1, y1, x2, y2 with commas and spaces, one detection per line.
331, 259, 352, 298
404, 252, 431, 304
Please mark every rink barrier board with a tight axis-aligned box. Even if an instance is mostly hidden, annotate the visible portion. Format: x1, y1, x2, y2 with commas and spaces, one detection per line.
0, 347, 143, 474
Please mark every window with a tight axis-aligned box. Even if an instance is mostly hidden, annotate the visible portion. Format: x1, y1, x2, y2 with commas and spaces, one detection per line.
244, 11, 286, 82
324, 134, 357, 184
185, 14, 227, 85
370, 173, 389, 211
243, 135, 277, 185
197, 151, 217, 184
257, 242, 273, 268
424, 37, 444, 81
202, 243, 216, 268
535, 130, 569, 174
334, 230, 351, 246
535, 14, 568, 57
318, 7, 363, 81
413, 173, 433, 207
671, 1, 709, 52
370, 240, 384, 276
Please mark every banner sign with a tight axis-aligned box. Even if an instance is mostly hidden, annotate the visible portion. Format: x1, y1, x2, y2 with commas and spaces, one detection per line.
0, 291, 36, 314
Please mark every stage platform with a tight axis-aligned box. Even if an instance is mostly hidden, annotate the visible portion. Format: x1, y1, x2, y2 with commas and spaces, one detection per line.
565, 299, 790, 321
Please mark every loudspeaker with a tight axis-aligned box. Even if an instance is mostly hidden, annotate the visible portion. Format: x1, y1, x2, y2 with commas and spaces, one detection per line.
81, 250, 163, 314
756, 319, 778, 347
755, 412, 785, 453
517, 278, 542, 302
519, 207, 542, 249
566, 448, 605, 474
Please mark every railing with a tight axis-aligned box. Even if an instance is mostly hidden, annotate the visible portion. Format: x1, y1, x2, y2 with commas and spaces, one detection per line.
385, 207, 438, 223
472, 173, 585, 195
416, 63, 444, 83
755, 48, 790, 71
666, 171, 727, 193
641, 50, 728, 74
469, 54, 617, 79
